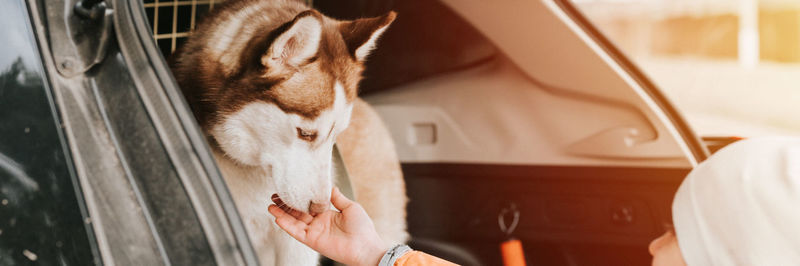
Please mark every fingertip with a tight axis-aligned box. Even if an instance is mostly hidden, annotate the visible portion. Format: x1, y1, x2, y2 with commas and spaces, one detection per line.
274, 217, 290, 233
336, 186, 348, 198
268, 204, 285, 217
329, 187, 339, 202
330, 186, 353, 210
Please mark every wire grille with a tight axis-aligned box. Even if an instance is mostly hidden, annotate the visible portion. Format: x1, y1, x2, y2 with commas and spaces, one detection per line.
144, 0, 314, 56
143, 0, 220, 56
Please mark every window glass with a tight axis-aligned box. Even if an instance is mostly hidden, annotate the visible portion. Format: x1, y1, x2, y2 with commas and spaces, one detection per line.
0, 0, 98, 265
573, 0, 800, 137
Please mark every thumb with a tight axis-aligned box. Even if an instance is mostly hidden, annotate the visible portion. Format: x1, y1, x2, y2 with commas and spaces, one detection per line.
331, 187, 354, 211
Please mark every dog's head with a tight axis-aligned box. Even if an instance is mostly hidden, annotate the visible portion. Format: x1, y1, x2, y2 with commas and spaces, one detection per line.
205, 10, 395, 215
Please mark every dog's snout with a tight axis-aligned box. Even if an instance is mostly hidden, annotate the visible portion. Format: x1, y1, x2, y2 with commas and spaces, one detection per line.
308, 201, 330, 216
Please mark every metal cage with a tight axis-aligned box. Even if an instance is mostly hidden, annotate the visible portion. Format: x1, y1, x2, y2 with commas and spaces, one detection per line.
144, 0, 314, 56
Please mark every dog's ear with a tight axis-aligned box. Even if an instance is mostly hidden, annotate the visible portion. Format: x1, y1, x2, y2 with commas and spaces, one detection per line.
339, 11, 396, 61
262, 10, 323, 77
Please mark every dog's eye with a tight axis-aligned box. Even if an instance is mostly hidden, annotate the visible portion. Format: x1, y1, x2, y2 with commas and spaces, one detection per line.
296, 127, 318, 142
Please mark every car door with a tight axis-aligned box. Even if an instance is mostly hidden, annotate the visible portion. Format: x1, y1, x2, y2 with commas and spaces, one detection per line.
5, 0, 261, 265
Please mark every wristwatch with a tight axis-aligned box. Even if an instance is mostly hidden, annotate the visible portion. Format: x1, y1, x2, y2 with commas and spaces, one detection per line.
378, 244, 412, 266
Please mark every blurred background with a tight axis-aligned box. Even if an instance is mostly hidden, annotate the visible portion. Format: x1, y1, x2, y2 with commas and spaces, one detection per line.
573, 0, 800, 138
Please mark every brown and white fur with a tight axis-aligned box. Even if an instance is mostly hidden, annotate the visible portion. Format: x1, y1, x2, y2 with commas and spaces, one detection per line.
170, 0, 408, 265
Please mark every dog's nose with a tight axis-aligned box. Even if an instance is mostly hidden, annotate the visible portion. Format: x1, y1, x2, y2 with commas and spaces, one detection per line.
308, 201, 330, 216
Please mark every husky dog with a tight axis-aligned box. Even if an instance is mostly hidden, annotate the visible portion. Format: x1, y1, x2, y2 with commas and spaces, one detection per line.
171, 0, 407, 265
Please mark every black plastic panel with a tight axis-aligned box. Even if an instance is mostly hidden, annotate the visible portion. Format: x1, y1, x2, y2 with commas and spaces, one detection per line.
403, 163, 689, 266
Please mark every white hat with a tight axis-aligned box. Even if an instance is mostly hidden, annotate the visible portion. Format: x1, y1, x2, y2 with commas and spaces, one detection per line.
672, 137, 800, 265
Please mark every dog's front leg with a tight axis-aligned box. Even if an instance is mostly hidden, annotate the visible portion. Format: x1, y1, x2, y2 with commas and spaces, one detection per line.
271, 227, 320, 266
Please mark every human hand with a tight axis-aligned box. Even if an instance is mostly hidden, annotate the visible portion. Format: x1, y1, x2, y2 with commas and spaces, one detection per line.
268, 187, 389, 266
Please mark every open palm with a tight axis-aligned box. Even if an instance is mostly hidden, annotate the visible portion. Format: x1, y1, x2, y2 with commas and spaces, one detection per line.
268, 188, 388, 266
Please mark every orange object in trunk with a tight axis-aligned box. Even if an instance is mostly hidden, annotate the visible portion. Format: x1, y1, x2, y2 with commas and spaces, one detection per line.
501, 238, 526, 266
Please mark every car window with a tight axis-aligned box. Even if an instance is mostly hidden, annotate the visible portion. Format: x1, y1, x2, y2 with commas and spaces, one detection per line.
0, 0, 99, 265
573, 0, 800, 138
